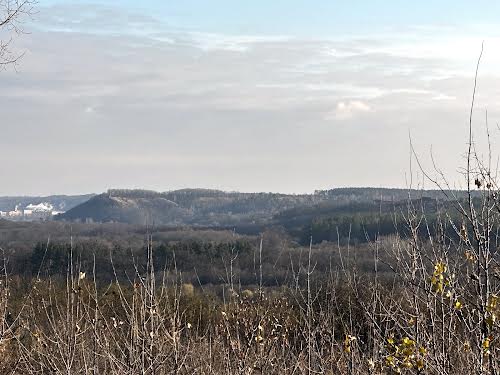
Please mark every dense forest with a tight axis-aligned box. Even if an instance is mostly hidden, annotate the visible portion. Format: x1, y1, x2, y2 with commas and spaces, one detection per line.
0, 218, 387, 287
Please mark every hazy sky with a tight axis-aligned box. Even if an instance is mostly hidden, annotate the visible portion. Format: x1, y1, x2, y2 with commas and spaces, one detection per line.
2, 1, 500, 195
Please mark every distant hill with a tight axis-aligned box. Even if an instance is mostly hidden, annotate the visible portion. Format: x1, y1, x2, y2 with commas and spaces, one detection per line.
57, 188, 467, 232
57, 188, 320, 226
0, 194, 95, 212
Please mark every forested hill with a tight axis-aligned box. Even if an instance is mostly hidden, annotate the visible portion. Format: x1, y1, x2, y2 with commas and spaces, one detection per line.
56, 188, 470, 242
57, 188, 321, 226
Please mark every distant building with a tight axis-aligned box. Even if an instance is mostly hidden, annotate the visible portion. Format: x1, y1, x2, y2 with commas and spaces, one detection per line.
3, 202, 61, 221
24, 203, 54, 220
8, 205, 23, 218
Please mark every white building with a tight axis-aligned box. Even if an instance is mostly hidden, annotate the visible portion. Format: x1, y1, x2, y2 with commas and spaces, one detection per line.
8, 205, 23, 218
0, 201, 66, 221
24, 203, 54, 220
2, 203, 56, 221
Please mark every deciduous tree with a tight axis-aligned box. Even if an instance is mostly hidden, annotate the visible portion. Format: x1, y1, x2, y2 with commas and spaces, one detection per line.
0, 0, 35, 68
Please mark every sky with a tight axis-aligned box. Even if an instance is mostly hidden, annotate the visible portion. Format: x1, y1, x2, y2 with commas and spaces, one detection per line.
2, 1, 500, 195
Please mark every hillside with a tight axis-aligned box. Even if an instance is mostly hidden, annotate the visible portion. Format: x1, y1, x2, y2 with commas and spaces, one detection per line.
58, 188, 319, 226
56, 188, 468, 242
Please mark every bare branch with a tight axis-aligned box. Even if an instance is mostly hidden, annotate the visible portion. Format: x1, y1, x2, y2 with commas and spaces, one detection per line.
0, 0, 36, 69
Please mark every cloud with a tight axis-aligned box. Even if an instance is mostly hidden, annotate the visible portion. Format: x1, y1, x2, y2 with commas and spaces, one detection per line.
1, 3, 499, 195
432, 93, 456, 101
328, 100, 372, 120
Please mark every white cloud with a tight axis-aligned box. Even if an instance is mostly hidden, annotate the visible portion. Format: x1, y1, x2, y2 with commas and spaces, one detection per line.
179, 32, 291, 52
329, 100, 372, 120
432, 93, 456, 101
2, 4, 500, 195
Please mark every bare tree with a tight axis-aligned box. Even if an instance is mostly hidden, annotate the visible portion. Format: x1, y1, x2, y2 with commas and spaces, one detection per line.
0, 0, 36, 68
